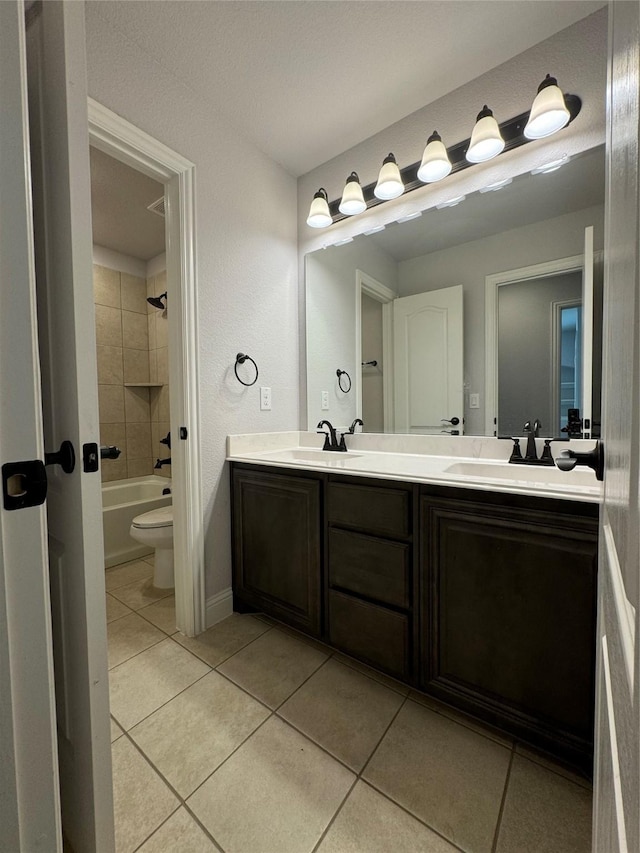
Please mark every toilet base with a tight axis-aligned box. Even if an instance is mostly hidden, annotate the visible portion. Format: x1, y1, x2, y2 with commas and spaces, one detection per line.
154, 548, 174, 589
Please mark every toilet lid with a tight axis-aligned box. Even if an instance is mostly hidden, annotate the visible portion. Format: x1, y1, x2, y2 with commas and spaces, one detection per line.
132, 506, 173, 529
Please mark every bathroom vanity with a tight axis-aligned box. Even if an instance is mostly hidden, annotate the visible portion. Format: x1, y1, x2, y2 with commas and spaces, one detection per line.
228, 433, 600, 772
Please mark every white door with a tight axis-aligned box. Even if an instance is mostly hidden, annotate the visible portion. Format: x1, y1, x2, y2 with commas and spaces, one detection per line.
582, 225, 594, 438
0, 2, 61, 848
26, 2, 115, 851
592, 2, 640, 850
393, 285, 464, 434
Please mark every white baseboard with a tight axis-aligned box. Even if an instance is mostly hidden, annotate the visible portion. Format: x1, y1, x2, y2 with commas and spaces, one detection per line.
205, 587, 234, 628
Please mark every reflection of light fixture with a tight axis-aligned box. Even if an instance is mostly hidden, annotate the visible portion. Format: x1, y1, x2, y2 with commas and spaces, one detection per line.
417, 131, 452, 183
479, 177, 513, 193
306, 188, 332, 228
374, 154, 404, 200
531, 155, 570, 175
436, 195, 466, 209
466, 106, 505, 163
525, 74, 571, 139
363, 224, 386, 235
396, 211, 422, 223
339, 172, 367, 215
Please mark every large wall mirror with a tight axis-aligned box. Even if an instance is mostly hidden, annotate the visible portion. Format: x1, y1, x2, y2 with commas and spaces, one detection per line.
305, 145, 604, 438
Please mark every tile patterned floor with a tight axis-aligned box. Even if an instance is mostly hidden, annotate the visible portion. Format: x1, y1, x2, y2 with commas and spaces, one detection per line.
106, 558, 593, 853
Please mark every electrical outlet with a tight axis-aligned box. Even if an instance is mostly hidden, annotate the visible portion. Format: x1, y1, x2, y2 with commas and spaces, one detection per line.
260, 386, 271, 411
321, 391, 329, 410
470, 393, 480, 409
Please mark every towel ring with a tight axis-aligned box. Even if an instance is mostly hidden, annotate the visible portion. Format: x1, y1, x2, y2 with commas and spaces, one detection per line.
235, 353, 259, 387
336, 369, 352, 393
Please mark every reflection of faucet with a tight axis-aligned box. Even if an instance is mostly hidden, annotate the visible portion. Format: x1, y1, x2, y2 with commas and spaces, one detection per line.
348, 418, 363, 434
317, 420, 346, 452
154, 457, 171, 469
523, 419, 542, 461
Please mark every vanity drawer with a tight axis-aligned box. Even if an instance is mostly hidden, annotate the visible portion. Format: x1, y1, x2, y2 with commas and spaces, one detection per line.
328, 590, 410, 680
329, 528, 410, 609
328, 480, 411, 539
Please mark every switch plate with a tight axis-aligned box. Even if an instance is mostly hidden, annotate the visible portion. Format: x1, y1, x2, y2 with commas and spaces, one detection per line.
470, 393, 480, 409
260, 387, 272, 411
321, 390, 329, 410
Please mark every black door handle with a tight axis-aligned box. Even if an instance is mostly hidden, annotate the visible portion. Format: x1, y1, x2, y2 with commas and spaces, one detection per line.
100, 445, 121, 460
441, 417, 460, 426
44, 440, 75, 474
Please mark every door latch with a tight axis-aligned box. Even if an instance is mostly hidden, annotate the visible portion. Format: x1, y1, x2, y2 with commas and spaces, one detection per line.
2, 459, 48, 511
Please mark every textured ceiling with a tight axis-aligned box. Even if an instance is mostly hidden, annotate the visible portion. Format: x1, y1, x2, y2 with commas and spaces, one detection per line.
90, 146, 166, 260
85, 0, 606, 177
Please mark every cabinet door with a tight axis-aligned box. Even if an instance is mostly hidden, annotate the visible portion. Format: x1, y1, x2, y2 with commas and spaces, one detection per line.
232, 467, 321, 636
421, 495, 597, 769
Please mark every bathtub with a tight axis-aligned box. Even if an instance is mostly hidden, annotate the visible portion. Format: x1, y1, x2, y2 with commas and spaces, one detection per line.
102, 475, 172, 568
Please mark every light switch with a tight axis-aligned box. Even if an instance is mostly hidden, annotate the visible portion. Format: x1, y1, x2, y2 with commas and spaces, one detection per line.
470, 393, 480, 409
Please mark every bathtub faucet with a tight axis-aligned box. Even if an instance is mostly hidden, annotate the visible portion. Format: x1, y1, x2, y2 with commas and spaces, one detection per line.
154, 457, 171, 469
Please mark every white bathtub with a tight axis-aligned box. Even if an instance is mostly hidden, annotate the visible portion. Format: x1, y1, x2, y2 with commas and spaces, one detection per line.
102, 475, 172, 568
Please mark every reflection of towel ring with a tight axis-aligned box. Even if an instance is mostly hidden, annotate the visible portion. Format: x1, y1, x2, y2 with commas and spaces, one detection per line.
336, 369, 352, 393
235, 353, 259, 387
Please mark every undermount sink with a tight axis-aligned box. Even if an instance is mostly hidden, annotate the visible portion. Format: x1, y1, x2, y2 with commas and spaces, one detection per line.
260, 449, 362, 465
444, 461, 596, 485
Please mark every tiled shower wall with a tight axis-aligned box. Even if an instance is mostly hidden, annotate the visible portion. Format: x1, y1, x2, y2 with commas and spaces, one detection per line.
94, 263, 170, 482
147, 269, 171, 480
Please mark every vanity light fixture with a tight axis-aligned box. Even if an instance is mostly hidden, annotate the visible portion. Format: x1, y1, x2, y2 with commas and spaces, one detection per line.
363, 224, 386, 235
306, 188, 332, 228
374, 153, 405, 200
466, 106, 505, 163
531, 155, 570, 175
479, 177, 513, 193
436, 195, 466, 209
524, 74, 571, 139
417, 131, 452, 183
396, 211, 423, 223
339, 172, 367, 216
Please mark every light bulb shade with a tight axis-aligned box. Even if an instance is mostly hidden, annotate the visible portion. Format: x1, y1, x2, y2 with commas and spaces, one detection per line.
339, 172, 367, 215
306, 188, 332, 228
524, 75, 570, 139
466, 106, 505, 163
417, 131, 452, 183
374, 153, 404, 200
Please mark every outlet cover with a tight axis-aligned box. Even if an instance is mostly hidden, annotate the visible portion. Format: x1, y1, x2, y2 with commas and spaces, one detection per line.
260, 386, 272, 411
321, 391, 329, 410
470, 393, 480, 409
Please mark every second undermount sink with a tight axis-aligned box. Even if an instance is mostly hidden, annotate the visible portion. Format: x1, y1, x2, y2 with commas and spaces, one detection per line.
260, 449, 362, 465
444, 461, 596, 485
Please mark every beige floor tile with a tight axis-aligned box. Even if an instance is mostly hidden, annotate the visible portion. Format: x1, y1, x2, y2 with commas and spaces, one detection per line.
496, 755, 592, 853
106, 593, 132, 623
105, 560, 153, 592
217, 628, 329, 709
364, 700, 511, 853
139, 595, 178, 635
333, 652, 411, 696
173, 613, 270, 667
130, 671, 270, 797
514, 744, 592, 790
137, 808, 218, 853
143, 554, 155, 566
109, 638, 210, 730
409, 689, 514, 747
187, 716, 354, 853
110, 576, 173, 611
111, 717, 124, 743
279, 659, 404, 771
317, 781, 458, 853
111, 737, 179, 853
107, 612, 165, 669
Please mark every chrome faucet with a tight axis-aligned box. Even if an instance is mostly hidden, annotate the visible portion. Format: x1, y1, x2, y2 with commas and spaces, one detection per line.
317, 420, 347, 452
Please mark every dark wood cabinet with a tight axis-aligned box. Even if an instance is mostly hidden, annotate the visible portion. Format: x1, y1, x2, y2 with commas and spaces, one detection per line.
232, 466, 322, 636
420, 489, 598, 770
230, 462, 598, 771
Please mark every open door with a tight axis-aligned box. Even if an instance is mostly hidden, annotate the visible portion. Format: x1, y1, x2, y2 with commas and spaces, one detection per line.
393, 285, 464, 434
582, 225, 594, 439
592, 3, 640, 851
0, 2, 61, 848
26, 2, 114, 850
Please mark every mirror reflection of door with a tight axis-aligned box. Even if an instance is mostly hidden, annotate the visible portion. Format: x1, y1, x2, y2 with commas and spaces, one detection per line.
360, 293, 384, 432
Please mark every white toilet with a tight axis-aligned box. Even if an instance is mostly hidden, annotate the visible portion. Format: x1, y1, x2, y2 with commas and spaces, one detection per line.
129, 506, 174, 588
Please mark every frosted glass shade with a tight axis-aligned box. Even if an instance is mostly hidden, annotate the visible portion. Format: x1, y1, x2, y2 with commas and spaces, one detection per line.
374, 154, 404, 200
524, 75, 570, 139
417, 131, 452, 183
339, 172, 366, 216
306, 188, 332, 228
466, 106, 505, 163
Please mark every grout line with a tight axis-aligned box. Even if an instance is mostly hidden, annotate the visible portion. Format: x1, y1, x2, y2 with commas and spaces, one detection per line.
129, 804, 181, 853
515, 750, 593, 791
491, 745, 515, 853
272, 653, 333, 713
310, 776, 359, 853
404, 694, 514, 750
359, 693, 408, 779
108, 633, 167, 673
179, 802, 226, 853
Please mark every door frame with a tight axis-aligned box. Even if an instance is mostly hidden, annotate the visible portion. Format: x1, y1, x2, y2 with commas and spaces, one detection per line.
88, 99, 204, 636
484, 253, 585, 436
355, 269, 396, 432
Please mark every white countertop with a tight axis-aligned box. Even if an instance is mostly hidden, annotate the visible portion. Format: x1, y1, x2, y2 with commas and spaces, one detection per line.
227, 432, 602, 503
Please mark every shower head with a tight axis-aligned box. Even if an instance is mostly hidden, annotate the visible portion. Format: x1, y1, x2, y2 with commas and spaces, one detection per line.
147, 291, 167, 310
